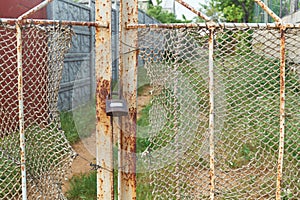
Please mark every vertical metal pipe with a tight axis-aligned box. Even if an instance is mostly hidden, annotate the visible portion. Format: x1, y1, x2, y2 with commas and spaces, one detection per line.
95, 0, 113, 199
290, 0, 298, 14
16, 22, 27, 200
280, 0, 283, 18
117, 118, 122, 200
119, 0, 138, 199
264, 0, 268, 23
173, 31, 180, 200
208, 24, 215, 200
276, 25, 286, 200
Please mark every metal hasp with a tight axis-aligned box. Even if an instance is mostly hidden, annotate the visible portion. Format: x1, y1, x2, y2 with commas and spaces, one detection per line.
106, 96, 128, 117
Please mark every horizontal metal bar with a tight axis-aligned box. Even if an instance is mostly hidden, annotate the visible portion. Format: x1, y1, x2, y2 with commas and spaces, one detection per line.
127, 22, 300, 29
18, 0, 53, 20
0, 18, 108, 28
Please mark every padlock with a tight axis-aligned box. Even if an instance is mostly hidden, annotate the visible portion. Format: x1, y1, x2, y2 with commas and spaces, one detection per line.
105, 95, 128, 117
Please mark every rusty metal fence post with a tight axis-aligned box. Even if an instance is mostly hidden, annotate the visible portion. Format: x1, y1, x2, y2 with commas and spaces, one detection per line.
276, 24, 286, 200
119, 0, 138, 199
16, 21, 27, 200
127, 0, 300, 197
16, 2, 55, 199
208, 23, 216, 200
95, 0, 114, 199
254, 1, 287, 199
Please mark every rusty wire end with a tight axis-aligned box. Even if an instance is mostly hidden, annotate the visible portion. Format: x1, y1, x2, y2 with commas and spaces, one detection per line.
90, 163, 114, 173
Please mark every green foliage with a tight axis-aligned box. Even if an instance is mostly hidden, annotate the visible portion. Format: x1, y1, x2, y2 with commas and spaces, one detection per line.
253, 0, 291, 22
147, 0, 191, 23
222, 3, 244, 22
198, 0, 225, 22
269, 0, 290, 18
282, 188, 294, 200
200, 0, 255, 22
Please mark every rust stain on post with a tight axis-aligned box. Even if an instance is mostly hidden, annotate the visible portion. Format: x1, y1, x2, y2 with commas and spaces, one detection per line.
254, 0, 281, 23
16, 22, 27, 200
208, 26, 215, 200
276, 25, 286, 200
95, 0, 113, 199
119, 0, 138, 199
175, 0, 210, 21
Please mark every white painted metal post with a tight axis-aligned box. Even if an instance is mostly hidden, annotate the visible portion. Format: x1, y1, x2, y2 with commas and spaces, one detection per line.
208, 23, 216, 200
276, 25, 286, 200
16, 22, 27, 200
119, 0, 138, 199
95, 0, 114, 199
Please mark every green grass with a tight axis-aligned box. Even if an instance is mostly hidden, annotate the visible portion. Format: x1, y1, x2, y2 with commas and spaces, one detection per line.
0, 124, 73, 198
136, 103, 151, 153
60, 101, 96, 144
66, 170, 153, 200
62, 51, 299, 198
66, 172, 97, 200
60, 111, 79, 144
215, 53, 300, 169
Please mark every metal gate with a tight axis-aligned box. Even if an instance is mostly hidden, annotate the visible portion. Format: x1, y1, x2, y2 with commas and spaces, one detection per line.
0, 0, 299, 199
134, 1, 299, 199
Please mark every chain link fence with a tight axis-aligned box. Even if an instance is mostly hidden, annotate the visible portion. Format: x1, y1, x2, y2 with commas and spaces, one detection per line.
0, 23, 75, 199
138, 24, 299, 199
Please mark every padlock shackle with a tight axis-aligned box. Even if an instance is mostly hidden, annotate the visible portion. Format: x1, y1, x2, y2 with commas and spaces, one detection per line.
107, 92, 124, 100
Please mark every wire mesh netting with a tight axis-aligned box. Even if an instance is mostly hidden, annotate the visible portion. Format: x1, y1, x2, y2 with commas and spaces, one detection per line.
283, 28, 300, 199
0, 23, 75, 199
138, 25, 299, 199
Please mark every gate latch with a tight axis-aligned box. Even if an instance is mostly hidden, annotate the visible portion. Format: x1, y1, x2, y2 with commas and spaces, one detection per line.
105, 95, 128, 117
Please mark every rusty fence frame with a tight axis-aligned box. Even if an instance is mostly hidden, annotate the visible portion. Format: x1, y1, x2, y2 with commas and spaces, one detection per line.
0, 0, 297, 199
129, 21, 291, 199
0, 0, 139, 199
0, 0, 129, 199
126, 0, 294, 199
